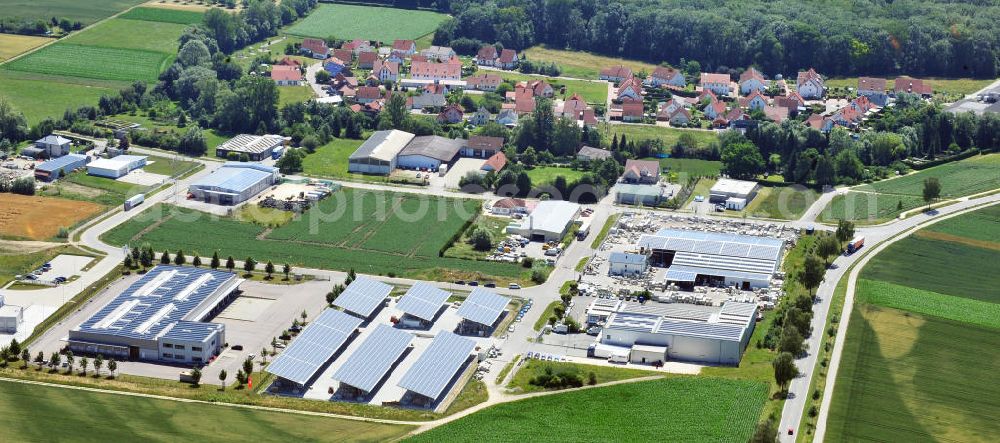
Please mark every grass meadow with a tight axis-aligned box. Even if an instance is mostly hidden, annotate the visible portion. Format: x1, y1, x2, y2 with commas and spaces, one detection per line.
600, 123, 718, 149
409, 377, 767, 442
278, 85, 316, 106
471, 70, 609, 105
0, 0, 147, 25
825, 77, 994, 96
285, 4, 447, 41
743, 185, 819, 220
522, 45, 662, 80
300, 137, 366, 178
525, 166, 586, 186
0, 379, 413, 442
856, 153, 1000, 198
58, 17, 190, 53
506, 360, 658, 393
820, 191, 925, 223
652, 157, 722, 178
118, 6, 205, 24
0, 71, 124, 124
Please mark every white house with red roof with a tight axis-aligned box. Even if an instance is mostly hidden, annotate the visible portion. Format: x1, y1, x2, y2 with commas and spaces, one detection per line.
300, 38, 329, 59
700, 72, 732, 96
410, 61, 461, 81
437, 104, 464, 124
738, 67, 767, 95
270, 65, 302, 86
647, 66, 686, 88
475, 45, 499, 66
392, 39, 416, 56
466, 73, 502, 91
600, 65, 633, 83
616, 76, 644, 102
703, 99, 727, 120
372, 59, 399, 83
357, 51, 378, 69
355, 86, 382, 104
341, 39, 371, 54
622, 159, 661, 184
796, 68, 824, 99
857, 77, 889, 106
740, 90, 769, 111
894, 76, 932, 96
497, 49, 519, 70
556, 93, 598, 127
620, 101, 644, 122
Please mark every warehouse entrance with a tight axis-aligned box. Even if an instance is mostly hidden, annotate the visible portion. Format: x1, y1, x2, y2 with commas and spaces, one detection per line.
129, 346, 139, 360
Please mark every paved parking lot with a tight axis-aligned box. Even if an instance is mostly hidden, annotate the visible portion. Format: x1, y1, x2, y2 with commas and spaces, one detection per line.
35, 254, 94, 282
442, 158, 487, 189
117, 169, 168, 186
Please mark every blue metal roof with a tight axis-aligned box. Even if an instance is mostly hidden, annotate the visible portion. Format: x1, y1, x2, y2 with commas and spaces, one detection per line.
397, 331, 475, 400
396, 282, 449, 322
190, 163, 276, 194
334, 276, 392, 319
36, 154, 87, 172
74, 266, 239, 341
456, 288, 510, 327
160, 321, 223, 342
266, 308, 362, 385
332, 324, 413, 392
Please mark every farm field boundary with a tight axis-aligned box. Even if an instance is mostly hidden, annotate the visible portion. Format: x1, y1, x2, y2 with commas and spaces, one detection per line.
285, 3, 447, 41
857, 279, 1000, 329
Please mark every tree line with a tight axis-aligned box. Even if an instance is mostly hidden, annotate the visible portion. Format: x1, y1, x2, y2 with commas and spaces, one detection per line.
433, 0, 999, 79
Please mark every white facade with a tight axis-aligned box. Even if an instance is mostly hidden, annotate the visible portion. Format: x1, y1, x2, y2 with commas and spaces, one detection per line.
505, 200, 580, 242
0, 305, 23, 333
609, 252, 649, 276
87, 155, 147, 178
396, 154, 442, 170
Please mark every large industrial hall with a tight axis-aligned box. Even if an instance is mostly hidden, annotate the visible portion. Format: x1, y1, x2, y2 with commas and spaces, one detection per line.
637, 229, 785, 290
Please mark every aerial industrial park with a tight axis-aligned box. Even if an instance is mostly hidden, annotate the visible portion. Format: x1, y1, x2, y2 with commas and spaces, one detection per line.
0, 1, 998, 442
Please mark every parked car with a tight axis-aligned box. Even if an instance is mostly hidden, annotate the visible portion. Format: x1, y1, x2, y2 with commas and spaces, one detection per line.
454, 280, 465, 285
484, 282, 496, 288
468, 281, 479, 286
508, 283, 521, 289
231, 345, 244, 351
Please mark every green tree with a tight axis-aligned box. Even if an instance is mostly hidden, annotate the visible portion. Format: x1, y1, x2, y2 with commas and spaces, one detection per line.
773, 352, 799, 391
64, 351, 74, 374
815, 235, 841, 264
225, 256, 235, 273
300, 135, 319, 153
835, 219, 855, 243
720, 141, 765, 179
799, 253, 826, 296
283, 263, 291, 280
211, 251, 221, 269
314, 69, 331, 84
779, 322, 806, 356
161, 250, 171, 265
923, 177, 941, 208
243, 257, 257, 275
470, 228, 494, 251
275, 148, 304, 174
79, 356, 88, 376
265, 260, 275, 279
34, 351, 44, 369
218, 369, 227, 390
93, 354, 103, 377
191, 366, 202, 386
174, 249, 186, 266
192, 254, 202, 267
107, 359, 117, 378
20, 348, 29, 368
751, 418, 779, 443
49, 352, 60, 372
813, 154, 836, 186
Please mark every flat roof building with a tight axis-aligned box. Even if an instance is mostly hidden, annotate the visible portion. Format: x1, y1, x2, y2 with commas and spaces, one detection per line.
638, 229, 784, 290
709, 178, 759, 205
87, 155, 147, 179
68, 266, 241, 363
188, 163, 278, 205
615, 183, 665, 206
348, 130, 415, 175
34, 153, 88, 182
0, 295, 23, 333
396, 135, 464, 170
505, 200, 580, 242
215, 134, 285, 161
609, 252, 648, 276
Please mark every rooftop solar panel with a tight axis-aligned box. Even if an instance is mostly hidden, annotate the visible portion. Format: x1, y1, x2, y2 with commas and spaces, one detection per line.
456, 288, 510, 326
396, 282, 450, 321
332, 325, 413, 392
397, 331, 475, 400
266, 309, 362, 385
334, 276, 393, 318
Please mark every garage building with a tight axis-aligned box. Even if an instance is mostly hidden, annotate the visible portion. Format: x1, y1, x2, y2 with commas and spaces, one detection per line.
67, 266, 241, 363
505, 200, 580, 242
348, 130, 415, 175
87, 155, 147, 178
396, 135, 464, 171
599, 301, 758, 365
188, 163, 279, 205
638, 229, 784, 290
215, 134, 285, 161
709, 178, 759, 209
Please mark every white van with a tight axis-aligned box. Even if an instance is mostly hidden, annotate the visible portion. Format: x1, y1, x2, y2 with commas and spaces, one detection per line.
608, 353, 629, 364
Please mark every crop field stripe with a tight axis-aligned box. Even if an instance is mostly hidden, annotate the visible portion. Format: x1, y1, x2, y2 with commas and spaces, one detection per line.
4, 44, 168, 82
118, 7, 205, 24
857, 279, 1000, 329
922, 203, 1000, 244
856, 154, 1000, 198
284, 3, 448, 41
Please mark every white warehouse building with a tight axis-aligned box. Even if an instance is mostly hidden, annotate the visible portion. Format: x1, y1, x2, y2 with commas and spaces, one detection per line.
709, 178, 760, 210
505, 200, 580, 242
87, 155, 148, 178
188, 163, 279, 205
599, 301, 758, 365
638, 229, 784, 290
348, 130, 415, 175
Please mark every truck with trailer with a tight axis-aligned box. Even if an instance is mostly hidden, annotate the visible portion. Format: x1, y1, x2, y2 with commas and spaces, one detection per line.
124, 194, 145, 211
846, 236, 865, 254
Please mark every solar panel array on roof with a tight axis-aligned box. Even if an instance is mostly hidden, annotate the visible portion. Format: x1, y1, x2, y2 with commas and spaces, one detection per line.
332, 325, 413, 392
266, 309, 362, 385
334, 276, 392, 318
456, 288, 510, 326
397, 331, 475, 399
719, 301, 758, 318
396, 282, 449, 321
160, 321, 223, 342
190, 163, 276, 194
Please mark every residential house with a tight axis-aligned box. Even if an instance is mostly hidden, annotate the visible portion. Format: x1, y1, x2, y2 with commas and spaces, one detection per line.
490, 197, 528, 215
387, 50, 407, 64
739, 67, 767, 95
616, 76, 644, 102
518, 80, 554, 98
333, 73, 358, 97
773, 91, 805, 112
466, 73, 502, 91
481, 152, 507, 173
411, 54, 428, 63
762, 105, 788, 123
421, 46, 456, 62
577, 146, 612, 162
357, 51, 378, 69
406, 92, 446, 110
469, 107, 491, 126
796, 68, 824, 99
437, 103, 465, 124
600, 65, 633, 84
410, 61, 461, 81
620, 101, 644, 122
33, 135, 72, 158
740, 90, 768, 111
271, 65, 303, 86
622, 159, 661, 184
372, 59, 399, 83
355, 86, 382, 104
725, 108, 751, 128
332, 48, 354, 63
341, 39, 371, 54
665, 107, 692, 126
507, 87, 536, 115
700, 72, 732, 96
277, 57, 302, 68
300, 38, 329, 59
556, 93, 598, 127
857, 77, 889, 106
323, 57, 348, 76
392, 39, 416, 56
463, 135, 503, 159
497, 49, 519, 70
497, 109, 519, 126
894, 76, 932, 96
647, 66, 686, 89
806, 114, 833, 132
703, 99, 727, 120
656, 99, 686, 120
849, 95, 875, 114
475, 45, 498, 66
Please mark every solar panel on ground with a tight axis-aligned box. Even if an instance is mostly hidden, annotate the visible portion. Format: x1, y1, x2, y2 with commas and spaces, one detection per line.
456, 288, 510, 326
397, 331, 476, 400
265, 308, 362, 385
396, 282, 450, 321
333, 276, 392, 318
332, 324, 413, 393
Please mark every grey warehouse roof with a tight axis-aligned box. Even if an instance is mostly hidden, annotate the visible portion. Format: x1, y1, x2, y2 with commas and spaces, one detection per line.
334, 276, 393, 318
456, 288, 510, 326
74, 266, 240, 342
217, 134, 284, 154
397, 331, 475, 400
332, 324, 413, 392
396, 282, 449, 321
399, 135, 465, 162
36, 154, 87, 172
190, 163, 277, 194
266, 308, 362, 385
349, 129, 415, 162
639, 229, 784, 283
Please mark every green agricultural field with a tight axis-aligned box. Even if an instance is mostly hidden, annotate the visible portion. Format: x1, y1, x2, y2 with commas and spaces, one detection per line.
103, 192, 535, 284
409, 377, 768, 442
859, 235, 1000, 303
522, 45, 661, 80
118, 6, 205, 24
0, 70, 125, 124
743, 185, 819, 220
301, 137, 365, 178
507, 360, 658, 393
921, 202, 1000, 244
0, 379, 413, 442
471, 70, 609, 105
0, 34, 54, 62
525, 166, 586, 186
820, 191, 925, 223
58, 18, 188, 54
600, 123, 718, 149
857, 279, 1000, 329
857, 154, 1000, 198
5, 43, 169, 82
0, 0, 147, 25
58, 171, 146, 206
285, 4, 447, 41
825, 305, 1000, 443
